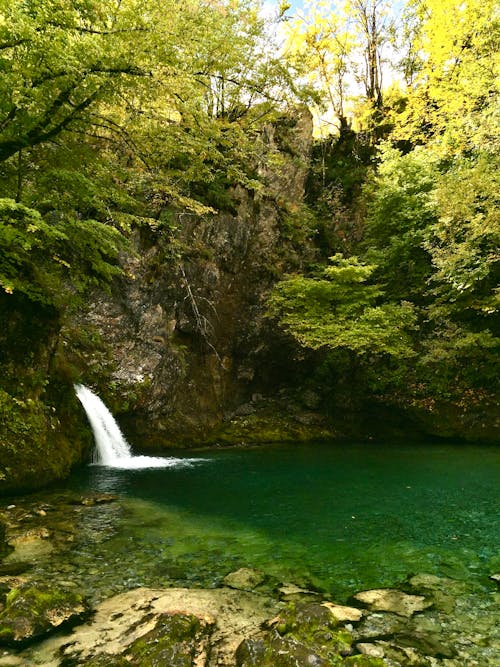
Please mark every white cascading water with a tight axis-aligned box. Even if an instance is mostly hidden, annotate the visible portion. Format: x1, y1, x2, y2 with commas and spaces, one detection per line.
75, 384, 196, 469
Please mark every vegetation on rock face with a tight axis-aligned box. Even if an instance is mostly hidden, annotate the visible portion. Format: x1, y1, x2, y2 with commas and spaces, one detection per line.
0, 0, 498, 493
269, 0, 499, 433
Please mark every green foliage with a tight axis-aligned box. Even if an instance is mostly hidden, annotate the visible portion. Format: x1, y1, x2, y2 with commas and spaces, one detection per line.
0, 198, 126, 307
268, 254, 416, 358
362, 143, 439, 301
0, 199, 67, 304
425, 154, 500, 317
393, 0, 500, 153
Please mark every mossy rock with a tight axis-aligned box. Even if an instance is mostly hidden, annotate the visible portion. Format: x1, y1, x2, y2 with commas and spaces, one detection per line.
343, 656, 386, 666
0, 386, 91, 495
236, 635, 338, 667
120, 612, 213, 667
0, 584, 90, 645
275, 602, 353, 655
237, 602, 355, 666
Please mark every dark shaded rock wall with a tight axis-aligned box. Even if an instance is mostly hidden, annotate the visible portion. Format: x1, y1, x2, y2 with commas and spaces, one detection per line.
70, 110, 330, 450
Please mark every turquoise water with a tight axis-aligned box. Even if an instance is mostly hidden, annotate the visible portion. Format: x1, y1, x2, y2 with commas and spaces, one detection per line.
63, 441, 500, 600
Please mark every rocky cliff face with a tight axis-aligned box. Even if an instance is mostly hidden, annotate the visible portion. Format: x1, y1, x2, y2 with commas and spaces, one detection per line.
69, 109, 333, 450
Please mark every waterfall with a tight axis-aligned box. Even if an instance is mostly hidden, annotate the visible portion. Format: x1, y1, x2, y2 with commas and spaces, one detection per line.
75, 384, 197, 469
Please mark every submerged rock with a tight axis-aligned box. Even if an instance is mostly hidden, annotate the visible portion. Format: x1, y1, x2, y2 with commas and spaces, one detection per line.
0, 584, 89, 645
223, 567, 266, 591
489, 573, 500, 586
353, 589, 432, 617
4, 528, 53, 563
277, 582, 321, 602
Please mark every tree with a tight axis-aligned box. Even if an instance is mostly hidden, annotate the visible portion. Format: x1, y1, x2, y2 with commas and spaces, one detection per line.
394, 0, 500, 151
362, 142, 439, 302
268, 253, 415, 357
0, 0, 299, 216
284, 5, 354, 132
0, 198, 126, 308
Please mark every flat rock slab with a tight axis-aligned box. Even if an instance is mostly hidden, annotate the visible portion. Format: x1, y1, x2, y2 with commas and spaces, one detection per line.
321, 602, 363, 623
353, 589, 432, 617
35, 587, 280, 666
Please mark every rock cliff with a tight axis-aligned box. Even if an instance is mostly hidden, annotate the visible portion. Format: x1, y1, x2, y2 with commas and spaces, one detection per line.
68, 109, 333, 451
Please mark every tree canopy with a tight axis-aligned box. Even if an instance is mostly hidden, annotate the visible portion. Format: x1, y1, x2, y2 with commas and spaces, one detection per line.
0, 0, 498, 415
270, 0, 499, 407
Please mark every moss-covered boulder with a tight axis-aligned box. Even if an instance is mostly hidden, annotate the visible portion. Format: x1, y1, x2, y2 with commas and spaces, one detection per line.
237, 601, 357, 666
0, 583, 90, 645
0, 388, 90, 495
236, 635, 334, 666
120, 612, 213, 667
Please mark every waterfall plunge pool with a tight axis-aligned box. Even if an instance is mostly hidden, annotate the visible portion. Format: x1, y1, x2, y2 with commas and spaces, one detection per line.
62, 442, 499, 599
2, 441, 499, 665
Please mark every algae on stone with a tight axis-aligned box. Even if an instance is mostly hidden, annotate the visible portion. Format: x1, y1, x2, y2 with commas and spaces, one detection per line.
0, 584, 89, 645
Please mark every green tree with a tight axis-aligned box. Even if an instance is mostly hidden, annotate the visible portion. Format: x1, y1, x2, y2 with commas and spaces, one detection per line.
362, 142, 439, 301
394, 0, 500, 152
268, 253, 416, 357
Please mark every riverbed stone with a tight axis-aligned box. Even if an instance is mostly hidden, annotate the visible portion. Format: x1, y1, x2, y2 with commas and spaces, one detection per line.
223, 567, 266, 591
0, 583, 89, 645
343, 655, 386, 666
356, 642, 385, 658
4, 528, 53, 563
236, 635, 330, 667
52, 587, 280, 666
353, 589, 432, 617
353, 612, 406, 640
278, 582, 321, 601
321, 601, 363, 623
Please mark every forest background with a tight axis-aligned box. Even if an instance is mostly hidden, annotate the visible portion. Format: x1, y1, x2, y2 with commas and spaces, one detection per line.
0, 0, 498, 483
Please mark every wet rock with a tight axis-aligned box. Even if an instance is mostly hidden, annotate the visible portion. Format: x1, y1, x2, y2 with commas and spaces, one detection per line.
76, 493, 118, 506
277, 582, 321, 602
353, 612, 406, 640
375, 640, 432, 666
353, 589, 432, 617
0, 563, 31, 577
321, 601, 363, 623
394, 631, 456, 659
4, 529, 53, 563
407, 573, 469, 596
223, 568, 266, 591
0, 584, 89, 645
236, 635, 329, 666
406, 573, 467, 614
56, 587, 279, 666
356, 642, 385, 658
